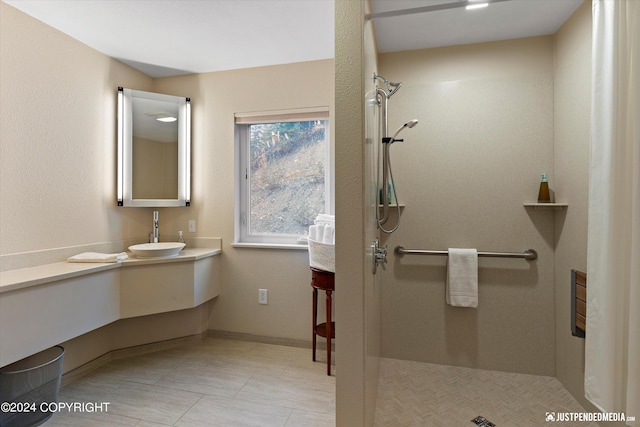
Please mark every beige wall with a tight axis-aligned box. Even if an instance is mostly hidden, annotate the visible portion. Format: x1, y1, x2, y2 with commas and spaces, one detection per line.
332, 0, 392, 424
1, 2, 334, 372
0, 2, 153, 257
553, 0, 599, 414
334, 0, 367, 425
378, 37, 556, 375
154, 59, 335, 342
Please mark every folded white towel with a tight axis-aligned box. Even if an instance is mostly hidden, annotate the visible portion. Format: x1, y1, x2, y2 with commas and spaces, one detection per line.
314, 214, 335, 226
309, 225, 318, 241
67, 252, 128, 263
322, 224, 335, 244
446, 248, 478, 308
315, 224, 325, 243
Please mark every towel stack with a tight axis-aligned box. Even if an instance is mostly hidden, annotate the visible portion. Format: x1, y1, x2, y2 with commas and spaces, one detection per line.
308, 214, 335, 272
308, 214, 335, 244
67, 252, 128, 263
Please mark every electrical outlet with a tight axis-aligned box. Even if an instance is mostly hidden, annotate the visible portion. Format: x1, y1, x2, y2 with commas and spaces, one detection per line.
258, 289, 268, 305
188, 220, 196, 233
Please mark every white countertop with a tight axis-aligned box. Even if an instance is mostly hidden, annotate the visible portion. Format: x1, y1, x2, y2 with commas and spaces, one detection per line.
0, 248, 221, 294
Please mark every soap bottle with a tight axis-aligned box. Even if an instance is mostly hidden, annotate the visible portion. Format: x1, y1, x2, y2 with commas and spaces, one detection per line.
537, 173, 551, 203
177, 231, 185, 245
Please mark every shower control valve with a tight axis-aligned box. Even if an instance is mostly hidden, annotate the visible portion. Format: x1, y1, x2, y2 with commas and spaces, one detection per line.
372, 238, 388, 274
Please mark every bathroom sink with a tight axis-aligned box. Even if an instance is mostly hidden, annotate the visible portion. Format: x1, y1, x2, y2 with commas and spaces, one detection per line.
128, 242, 186, 258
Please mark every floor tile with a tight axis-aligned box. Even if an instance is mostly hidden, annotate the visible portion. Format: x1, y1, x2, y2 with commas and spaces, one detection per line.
156, 362, 252, 392
43, 338, 334, 427
285, 409, 336, 427
94, 354, 177, 385
235, 374, 334, 413
101, 382, 202, 425
135, 422, 174, 427
175, 394, 291, 427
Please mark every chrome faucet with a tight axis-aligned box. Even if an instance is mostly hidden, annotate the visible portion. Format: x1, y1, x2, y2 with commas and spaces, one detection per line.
153, 211, 159, 243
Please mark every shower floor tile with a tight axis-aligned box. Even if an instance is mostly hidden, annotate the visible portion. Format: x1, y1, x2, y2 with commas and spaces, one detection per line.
374, 358, 599, 427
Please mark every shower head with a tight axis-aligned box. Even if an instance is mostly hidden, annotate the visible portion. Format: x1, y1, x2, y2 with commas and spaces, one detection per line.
373, 73, 402, 98
391, 119, 419, 140
386, 81, 402, 97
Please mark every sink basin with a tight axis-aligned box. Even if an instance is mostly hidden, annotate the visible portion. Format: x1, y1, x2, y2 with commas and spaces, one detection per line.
128, 242, 186, 258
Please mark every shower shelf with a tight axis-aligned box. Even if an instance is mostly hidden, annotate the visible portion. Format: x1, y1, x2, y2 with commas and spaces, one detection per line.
523, 202, 568, 211
378, 204, 405, 214
377, 204, 405, 209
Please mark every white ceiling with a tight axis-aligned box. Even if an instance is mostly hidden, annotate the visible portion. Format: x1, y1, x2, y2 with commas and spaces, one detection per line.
3, 0, 335, 77
4, 0, 583, 78
370, 0, 584, 52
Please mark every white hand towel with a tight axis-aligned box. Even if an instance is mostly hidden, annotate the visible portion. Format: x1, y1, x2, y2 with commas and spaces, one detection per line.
67, 252, 128, 263
446, 248, 478, 308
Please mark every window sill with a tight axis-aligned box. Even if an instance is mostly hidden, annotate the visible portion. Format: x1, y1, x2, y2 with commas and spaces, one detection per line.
231, 242, 309, 251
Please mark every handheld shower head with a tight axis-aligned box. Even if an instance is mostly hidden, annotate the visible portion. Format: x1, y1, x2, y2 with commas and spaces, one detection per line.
405, 119, 419, 128
391, 119, 419, 140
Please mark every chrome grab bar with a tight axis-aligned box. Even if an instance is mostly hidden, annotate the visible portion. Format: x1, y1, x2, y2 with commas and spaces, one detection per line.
394, 246, 537, 261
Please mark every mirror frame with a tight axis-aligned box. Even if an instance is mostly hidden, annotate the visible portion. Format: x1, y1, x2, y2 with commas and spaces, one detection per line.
117, 87, 191, 207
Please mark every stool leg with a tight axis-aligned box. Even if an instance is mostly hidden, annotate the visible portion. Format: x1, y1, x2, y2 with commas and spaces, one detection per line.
326, 289, 332, 376
312, 288, 317, 362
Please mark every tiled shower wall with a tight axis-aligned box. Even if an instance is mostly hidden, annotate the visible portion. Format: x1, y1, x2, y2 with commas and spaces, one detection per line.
378, 36, 556, 376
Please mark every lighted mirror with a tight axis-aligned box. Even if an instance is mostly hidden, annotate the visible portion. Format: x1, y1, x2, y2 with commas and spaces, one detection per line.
117, 87, 191, 207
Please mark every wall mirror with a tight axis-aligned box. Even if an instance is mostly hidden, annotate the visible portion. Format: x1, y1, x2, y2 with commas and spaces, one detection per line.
117, 87, 191, 207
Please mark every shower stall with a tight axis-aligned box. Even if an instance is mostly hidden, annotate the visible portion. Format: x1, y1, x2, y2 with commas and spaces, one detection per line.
360, 35, 594, 427
335, 1, 599, 425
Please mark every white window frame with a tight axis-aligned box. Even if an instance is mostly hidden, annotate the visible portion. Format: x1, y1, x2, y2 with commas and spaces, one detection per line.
233, 108, 332, 249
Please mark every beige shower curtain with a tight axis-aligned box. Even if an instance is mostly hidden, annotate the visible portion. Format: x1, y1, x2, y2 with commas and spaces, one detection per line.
585, 1, 639, 425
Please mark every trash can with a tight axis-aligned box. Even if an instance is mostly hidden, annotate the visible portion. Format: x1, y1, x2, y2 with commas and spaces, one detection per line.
0, 346, 64, 427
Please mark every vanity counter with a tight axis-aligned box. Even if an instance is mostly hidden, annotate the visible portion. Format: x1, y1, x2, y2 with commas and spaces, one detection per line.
0, 248, 220, 294
0, 261, 121, 294
0, 246, 221, 367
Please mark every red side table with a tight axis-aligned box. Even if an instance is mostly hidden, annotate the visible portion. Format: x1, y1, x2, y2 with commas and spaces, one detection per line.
311, 267, 335, 376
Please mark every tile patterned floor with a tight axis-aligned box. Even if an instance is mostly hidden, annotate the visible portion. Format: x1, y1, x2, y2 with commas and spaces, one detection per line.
43, 338, 335, 427
41, 339, 598, 426
374, 358, 599, 427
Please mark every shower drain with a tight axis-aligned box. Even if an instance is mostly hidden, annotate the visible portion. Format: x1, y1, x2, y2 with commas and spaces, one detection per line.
471, 415, 496, 427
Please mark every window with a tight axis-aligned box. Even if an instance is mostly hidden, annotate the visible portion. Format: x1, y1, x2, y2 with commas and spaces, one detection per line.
235, 109, 332, 247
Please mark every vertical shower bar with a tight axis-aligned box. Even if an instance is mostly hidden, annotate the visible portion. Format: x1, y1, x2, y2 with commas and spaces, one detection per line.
378, 87, 390, 224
